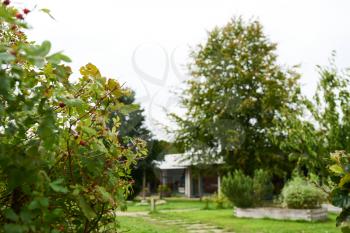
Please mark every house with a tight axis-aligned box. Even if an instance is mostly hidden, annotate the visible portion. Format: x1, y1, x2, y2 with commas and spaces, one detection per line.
155, 153, 223, 198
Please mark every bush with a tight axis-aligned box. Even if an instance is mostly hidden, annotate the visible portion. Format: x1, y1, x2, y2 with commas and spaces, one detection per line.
221, 170, 255, 208
211, 192, 229, 209
281, 176, 326, 209
202, 196, 210, 210
0, 4, 146, 232
221, 169, 273, 208
157, 185, 171, 198
253, 169, 274, 203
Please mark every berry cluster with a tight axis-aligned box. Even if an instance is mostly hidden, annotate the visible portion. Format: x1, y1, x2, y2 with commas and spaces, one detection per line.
2, 0, 30, 20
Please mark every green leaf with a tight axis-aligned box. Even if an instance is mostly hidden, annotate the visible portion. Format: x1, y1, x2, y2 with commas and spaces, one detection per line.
78, 197, 96, 220
340, 174, 350, 187
28, 200, 39, 210
81, 126, 97, 136
330, 164, 344, 174
47, 52, 71, 64
49, 179, 68, 193
19, 209, 32, 223
40, 8, 55, 20
119, 104, 140, 115
39, 197, 49, 208
3, 224, 23, 233
4, 209, 19, 222
332, 188, 350, 208
96, 186, 113, 204
64, 98, 85, 108
39, 41, 51, 57
0, 52, 15, 62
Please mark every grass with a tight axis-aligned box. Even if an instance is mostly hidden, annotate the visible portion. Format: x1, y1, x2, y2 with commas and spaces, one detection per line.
117, 216, 186, 233
123, 198, 340, 233
152, 209, 340, 233
126, 198, 216, 212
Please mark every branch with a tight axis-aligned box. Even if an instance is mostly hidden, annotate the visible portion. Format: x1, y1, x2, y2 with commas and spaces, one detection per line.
70, 82, 125, 126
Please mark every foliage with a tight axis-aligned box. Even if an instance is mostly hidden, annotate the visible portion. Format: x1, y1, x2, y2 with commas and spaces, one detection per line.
129, 140, 175, 199
222, 169, 273, 208
328, 151, 350, 233
253, 169, 273, 203
281, 175, 326, 209
114, 90, 151, 199
114, 93, 178, 199
273, 59, 350, 179
210, 192, 229, 209
0, 4, 146, 233
157, 185, 171, 198
221, 170, 255, 208
171, 17, 302, 179
202, 196, 210, 210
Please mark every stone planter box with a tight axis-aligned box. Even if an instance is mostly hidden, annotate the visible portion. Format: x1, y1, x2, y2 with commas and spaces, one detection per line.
235, 207, 327, 221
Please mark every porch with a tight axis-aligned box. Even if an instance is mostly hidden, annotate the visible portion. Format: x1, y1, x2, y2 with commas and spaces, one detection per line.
156, 154, 222, 198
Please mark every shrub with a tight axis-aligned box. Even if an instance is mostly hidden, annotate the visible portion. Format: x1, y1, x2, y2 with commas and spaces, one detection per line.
253, 169, 274, 203
221, 169, 273, 208
211, 192, 229, 209
221, 170, 255, 208
202, 196, 210, 210
157, 185, 171, 198
0, 4, 146, 232
281, 176, 326, 209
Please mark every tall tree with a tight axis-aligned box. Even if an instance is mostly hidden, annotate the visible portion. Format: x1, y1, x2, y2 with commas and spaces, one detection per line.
275, 57, 350, 178
171, 18, 302, 179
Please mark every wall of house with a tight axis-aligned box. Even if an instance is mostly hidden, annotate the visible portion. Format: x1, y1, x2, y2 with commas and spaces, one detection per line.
161, 168, 186, 194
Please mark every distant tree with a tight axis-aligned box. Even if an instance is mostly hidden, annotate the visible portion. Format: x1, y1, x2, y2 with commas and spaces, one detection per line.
275, 58, 350, 178
171, 18, 303, 180
116, 90, 151, 141
129, 140, 176, 199
116, 91, 178, 199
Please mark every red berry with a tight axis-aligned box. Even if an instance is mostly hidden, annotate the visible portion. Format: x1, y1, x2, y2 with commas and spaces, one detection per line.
23, 8, 30, 14
10, 50, 17, 56
3, 0, 10, 6
79, 140, 86, 146
15, 13, 24, 20
59, 102, 66, 108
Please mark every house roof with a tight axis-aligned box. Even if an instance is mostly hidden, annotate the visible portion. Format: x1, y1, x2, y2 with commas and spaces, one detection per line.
155, 154, 191, 170
155, 153, 224, 170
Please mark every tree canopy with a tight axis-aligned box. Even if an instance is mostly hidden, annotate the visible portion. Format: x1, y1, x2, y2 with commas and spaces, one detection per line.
171, 18, 303, 178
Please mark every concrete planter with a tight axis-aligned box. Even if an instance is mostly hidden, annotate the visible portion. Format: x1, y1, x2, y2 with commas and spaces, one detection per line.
235, 207, 327, 221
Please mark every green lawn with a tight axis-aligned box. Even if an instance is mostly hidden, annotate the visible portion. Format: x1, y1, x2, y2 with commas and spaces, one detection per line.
123, 198, 340, 233
117, 216, 186, 233
152, 209, 340, 233
126, 198, 217, 212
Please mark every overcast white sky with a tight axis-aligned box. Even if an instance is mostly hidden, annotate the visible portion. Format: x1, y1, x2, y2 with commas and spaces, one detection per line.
22, 0, 350, 139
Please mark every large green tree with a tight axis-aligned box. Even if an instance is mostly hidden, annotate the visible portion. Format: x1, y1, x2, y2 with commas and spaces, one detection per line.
171, 18, 302, 179
274, 58, 350, 178
0, 4, 146, 232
